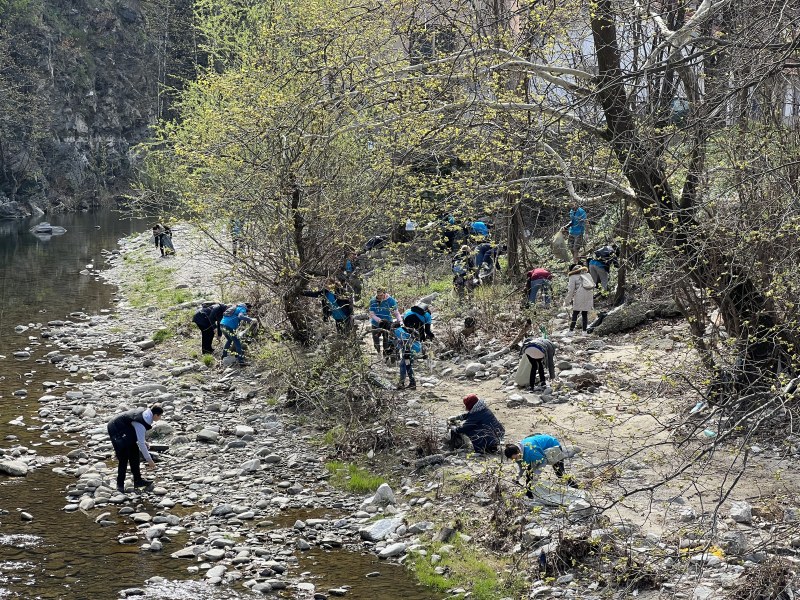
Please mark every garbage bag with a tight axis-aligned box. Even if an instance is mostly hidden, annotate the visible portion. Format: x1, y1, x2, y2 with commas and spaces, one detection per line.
551, 231, 571, 263
515, 354, 532, 387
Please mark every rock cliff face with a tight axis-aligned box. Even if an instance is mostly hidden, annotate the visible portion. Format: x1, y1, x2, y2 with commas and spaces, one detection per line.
0, 0, 193, 217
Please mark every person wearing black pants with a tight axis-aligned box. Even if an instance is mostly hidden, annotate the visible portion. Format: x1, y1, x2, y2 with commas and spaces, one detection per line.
521, 337, 556, 392
192, 303, 228, 354
564, 264, 594, 334
106, 405, 164, 493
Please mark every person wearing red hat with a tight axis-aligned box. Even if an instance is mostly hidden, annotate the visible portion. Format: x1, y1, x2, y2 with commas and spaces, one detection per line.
447, 394, 505, 453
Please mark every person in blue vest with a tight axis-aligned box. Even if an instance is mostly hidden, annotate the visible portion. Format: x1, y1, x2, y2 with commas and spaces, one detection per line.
220, 302, 256, 364
562, 202, 588, 263
389, 320, 419, 390
106, 404, 164, 493
338, 251, 363, 300
192, 302, 228, 355
403, 302, 434, 341
521, 337, 556, 391
368, 288, 402, 357
504, 434, 578, 492
467, 220, 490, 247
588, 243, 619, 293
302, 279, 354, 335
230, 219, 243, 257
448, 394, 505, 453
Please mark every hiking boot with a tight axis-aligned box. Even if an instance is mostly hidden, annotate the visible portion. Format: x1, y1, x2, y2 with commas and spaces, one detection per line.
116, 484, 125, 494
408, 381, 417, 390
396, 381, 406, 390
133, 479, 153, 488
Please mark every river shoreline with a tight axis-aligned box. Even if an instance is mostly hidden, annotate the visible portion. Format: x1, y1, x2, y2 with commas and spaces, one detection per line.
8, 224, 439, 599
6, 220, 800, 600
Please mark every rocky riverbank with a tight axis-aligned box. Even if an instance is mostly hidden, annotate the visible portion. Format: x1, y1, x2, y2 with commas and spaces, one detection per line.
5, 225, 800, 600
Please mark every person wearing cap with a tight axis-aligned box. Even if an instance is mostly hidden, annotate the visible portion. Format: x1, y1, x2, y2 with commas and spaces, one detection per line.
448, 394, 505, 453
504, 434, 578, 493
402, 303, 434, 341
220, 302, 256, 364
520, 336, 556, 391
106, 404, 164, 494
368, 288, 402, 358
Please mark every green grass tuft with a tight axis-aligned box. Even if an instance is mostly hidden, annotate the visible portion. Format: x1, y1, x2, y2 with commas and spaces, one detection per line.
411, 539, 526, 600
152, 329, 173, 344
324, 461, 385, 493
201, 354, 215, 367
125, 256, 195, 309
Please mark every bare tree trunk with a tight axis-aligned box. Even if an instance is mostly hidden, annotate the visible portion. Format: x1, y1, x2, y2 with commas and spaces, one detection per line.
590, 0, 775, 343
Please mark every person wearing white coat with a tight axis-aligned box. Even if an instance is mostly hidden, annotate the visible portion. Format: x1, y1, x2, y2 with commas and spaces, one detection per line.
564, 263, 594, 333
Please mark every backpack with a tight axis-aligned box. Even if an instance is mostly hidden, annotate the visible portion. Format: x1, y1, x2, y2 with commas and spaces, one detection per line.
223, 305, 238, 317
595, 246, 614, 260
579, 273, 595, 290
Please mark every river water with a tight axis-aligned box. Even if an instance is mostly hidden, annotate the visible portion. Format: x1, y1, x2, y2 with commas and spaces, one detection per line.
0, 211, 438, 599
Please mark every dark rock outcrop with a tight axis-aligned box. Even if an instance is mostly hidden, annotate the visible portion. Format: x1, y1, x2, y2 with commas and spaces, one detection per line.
0, 1, 196, 217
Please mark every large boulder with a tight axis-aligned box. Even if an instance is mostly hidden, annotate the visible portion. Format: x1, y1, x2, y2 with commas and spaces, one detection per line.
593, 301, 681, 336
359, 517, 403, 542
0, 199, 31, 219
0, 460, 29, 476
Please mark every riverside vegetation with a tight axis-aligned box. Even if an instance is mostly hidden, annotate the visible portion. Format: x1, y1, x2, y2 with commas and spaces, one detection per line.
2, 0, 800, 598
4, 224, 800, 600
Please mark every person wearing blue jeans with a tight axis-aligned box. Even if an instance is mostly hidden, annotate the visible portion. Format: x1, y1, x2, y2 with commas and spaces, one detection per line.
390, 320, 418, 390
526, 268, 553, 307
220, 302, 255, 364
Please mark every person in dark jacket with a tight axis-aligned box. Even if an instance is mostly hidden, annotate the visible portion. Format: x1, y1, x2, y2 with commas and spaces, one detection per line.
192, 302, 228, 354
521, 337, 556, 391
448, 394, 505, 453
106, 404, 164, 493
403, 302, 434, 341
302, 279, 354, 335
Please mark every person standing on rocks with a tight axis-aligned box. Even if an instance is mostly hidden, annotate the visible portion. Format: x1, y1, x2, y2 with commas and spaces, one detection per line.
448, 394, 505, 453
107, 404, 164, 493
368, 288, 402, 358
402, 302, 435, 342
192, 302, 228, 354
564, 263, 594, 335
220, 302, 257, 365
520, 337, 556, 391
562, 201, 588, 263
588, 243, 619, 293
152, 224, 165, 256
504, 434, 578, 492
390, 320, 419, 390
